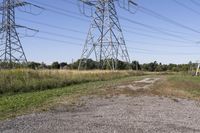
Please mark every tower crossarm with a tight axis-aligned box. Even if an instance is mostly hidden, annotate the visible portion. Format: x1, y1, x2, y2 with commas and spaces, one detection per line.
15, 25, 39, 32
0, 1, 27, 11
0, 0, 41, 68
0, 1, 44, 11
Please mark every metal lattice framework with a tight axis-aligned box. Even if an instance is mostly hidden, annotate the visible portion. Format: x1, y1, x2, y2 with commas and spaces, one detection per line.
78, 0, 137, 70
0, 0, 40, 68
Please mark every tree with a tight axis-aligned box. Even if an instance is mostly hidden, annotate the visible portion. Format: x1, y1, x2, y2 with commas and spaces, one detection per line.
131, 61, 141, 70
155, 63, 163, 72
86, 59, 98, 69
39, 62, 47, 69
51, 62, 60, 69
27, 62, 41, 69
69, 59, 98, 70
116, 60, 130, 70
60, 62, 67, 69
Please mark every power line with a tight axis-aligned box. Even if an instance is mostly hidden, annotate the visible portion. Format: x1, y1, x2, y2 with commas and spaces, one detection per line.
130, 47, 199, 55
27, 0, 89, 22
39, 31, 85, 41
63, 0, 199, 37
26, 0, 198, 44
20, 22, 199, 48
122, 25, 194, 42
17, 0, 200, 55
24, 27, 200, 48
133, 50, 200, 55
60, 0, 77, 6
18, 16, 196, 45
190, 0, 200, 6
122, 24, 193, 37
126, 40, 199, 48
120, 16, 197, 43
39, 28, 198, 48
173, 0, 200, 16
54, 0, 197, 41
138, 5, 200, 34
29, 0, 81, 16
28, 35, 82, 46
17, 17, 87, 34
123, 28, 193, 43
27, 34, 200, 56
18, 19, 198, 48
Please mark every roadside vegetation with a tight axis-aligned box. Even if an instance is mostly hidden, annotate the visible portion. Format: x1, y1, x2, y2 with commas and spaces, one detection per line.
1, 68, 200, 121
0, 69, 144, 95
0, 75, 144, 120
151, 74, 200, 99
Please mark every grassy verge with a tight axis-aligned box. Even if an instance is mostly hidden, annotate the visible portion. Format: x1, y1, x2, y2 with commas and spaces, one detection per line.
151, 74, 200, 99
0, 69, 144, 95
0, 75, 144, 121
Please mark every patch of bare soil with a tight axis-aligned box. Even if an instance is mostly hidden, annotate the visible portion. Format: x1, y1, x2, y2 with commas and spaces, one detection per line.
1, 78, 200, 133
117, 78, 160, 91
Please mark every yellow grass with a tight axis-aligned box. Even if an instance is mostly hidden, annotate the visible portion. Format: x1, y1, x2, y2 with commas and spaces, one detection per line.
0, 69, 144, 94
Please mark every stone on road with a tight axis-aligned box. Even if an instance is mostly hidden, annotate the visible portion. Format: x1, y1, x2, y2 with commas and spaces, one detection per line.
1, 96, 200, 133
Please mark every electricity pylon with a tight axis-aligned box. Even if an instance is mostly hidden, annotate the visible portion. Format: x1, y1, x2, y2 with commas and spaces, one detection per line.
0, 0, 41, 68
78, 0, 135, 70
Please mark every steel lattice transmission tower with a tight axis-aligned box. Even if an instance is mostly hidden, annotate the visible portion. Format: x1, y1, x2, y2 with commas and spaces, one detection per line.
0, 0, 40, 68
78, 0, 131, 70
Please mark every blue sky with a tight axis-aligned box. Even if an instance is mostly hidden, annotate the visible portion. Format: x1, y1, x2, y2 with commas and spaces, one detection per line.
13, 0, 200, 64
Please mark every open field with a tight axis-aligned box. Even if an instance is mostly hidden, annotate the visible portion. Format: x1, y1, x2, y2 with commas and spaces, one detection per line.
0, 69, 145, 94
0, 70, 146, 120
151, 74, 200, 99
1, 70, 200, 132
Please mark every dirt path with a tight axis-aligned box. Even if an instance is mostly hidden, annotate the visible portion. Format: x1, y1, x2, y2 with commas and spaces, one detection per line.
1, 78, 200, 133
117, 77, 160, 91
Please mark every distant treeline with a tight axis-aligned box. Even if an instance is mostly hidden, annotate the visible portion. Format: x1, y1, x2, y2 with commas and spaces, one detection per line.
0, 59, 195, 72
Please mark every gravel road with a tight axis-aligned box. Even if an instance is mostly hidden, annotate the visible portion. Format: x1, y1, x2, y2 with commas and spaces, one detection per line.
1, 78, 200, 133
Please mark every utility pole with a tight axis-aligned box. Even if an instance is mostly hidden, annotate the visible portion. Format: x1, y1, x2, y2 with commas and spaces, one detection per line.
78, 0, 134, 70
0, 0, 41, 68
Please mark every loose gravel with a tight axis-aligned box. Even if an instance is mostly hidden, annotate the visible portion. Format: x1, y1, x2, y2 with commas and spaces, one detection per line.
1, 78, 200, 133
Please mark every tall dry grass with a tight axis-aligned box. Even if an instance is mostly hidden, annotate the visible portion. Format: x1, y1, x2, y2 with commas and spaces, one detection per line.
0, 69, 144, 94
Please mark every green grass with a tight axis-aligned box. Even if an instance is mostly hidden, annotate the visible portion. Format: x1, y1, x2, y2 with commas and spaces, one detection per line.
0, 75, 143, 120
169, 74, 200, 83
151, 74, 200, 99
0, 69, 145, 94
169, 75, 200, 97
